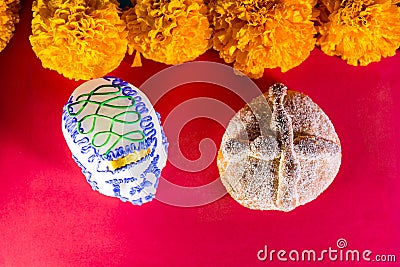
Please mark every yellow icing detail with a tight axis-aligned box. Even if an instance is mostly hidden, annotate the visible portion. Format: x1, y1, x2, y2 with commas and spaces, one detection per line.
108, 148, 152, 171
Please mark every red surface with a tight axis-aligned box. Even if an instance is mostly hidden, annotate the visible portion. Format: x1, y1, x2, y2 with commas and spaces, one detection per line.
1, 1, 400, 266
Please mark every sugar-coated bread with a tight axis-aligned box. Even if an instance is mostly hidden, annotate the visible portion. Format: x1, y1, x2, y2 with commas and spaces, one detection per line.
218, 84, 341, 211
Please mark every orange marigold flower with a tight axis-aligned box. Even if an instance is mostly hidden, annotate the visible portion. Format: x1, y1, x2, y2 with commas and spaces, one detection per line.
122, 0, 213, 66
0, 0, 20, 52
29, 0, 128, 81
211, 0, 317, 79
316, 0, 400, 66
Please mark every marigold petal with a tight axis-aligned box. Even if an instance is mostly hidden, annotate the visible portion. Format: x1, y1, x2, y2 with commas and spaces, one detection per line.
122, 0, 212, 66
211, 0, 316, 78
0, 0, 20, 52
29, 0, 128, 81
132, 50, 142, 67
316, 0, 400, 66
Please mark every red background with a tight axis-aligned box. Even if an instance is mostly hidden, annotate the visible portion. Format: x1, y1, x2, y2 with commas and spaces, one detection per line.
0, 1, 399, 266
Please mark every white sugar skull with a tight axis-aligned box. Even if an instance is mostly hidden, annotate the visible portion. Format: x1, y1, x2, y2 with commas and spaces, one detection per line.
62, 77, 168, 205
